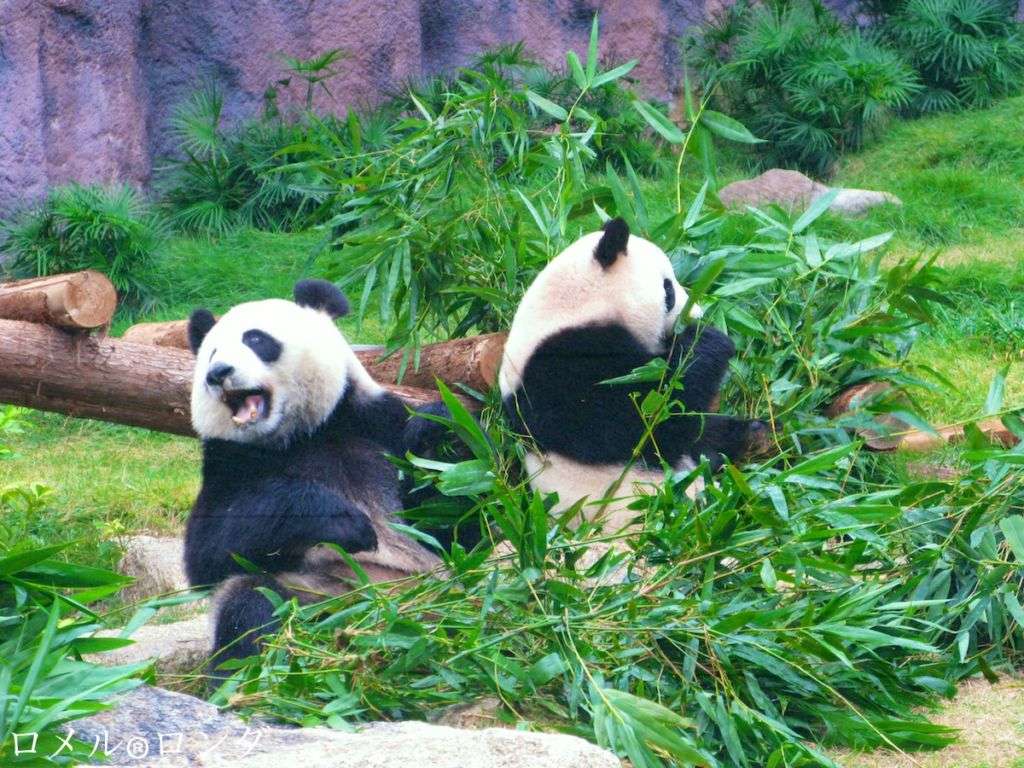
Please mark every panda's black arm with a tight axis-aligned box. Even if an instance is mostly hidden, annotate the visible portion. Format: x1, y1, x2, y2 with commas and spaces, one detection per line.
184, 478, 377, 587
665, 323, 735, 414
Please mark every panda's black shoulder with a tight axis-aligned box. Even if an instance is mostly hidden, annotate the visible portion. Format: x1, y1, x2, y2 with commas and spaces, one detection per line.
323, 383, 410, 453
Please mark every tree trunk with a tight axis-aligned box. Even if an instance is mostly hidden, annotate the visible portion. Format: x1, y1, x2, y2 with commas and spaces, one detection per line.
0, 271, 117, 329
121, 320, 507, 392
0, 320, 472, 437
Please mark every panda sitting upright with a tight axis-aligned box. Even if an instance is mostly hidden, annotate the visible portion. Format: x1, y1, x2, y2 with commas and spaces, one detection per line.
499, 218, 769, 536
185, 280, 444, 669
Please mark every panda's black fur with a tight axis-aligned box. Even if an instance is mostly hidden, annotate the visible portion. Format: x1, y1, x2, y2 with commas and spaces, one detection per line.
503, 321, 757, 471
185, 280, 460, 670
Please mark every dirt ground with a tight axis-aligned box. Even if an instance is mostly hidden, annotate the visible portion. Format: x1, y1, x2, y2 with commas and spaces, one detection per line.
830, 677, 1024, 768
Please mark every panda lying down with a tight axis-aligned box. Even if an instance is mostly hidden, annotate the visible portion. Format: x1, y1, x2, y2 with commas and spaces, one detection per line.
185, 280, 451, 668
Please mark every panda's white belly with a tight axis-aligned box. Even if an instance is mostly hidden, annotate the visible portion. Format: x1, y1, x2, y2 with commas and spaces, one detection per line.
524, 451, 702, 535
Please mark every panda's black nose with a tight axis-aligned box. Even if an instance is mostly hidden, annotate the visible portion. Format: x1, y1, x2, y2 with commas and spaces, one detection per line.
206, 363, 234, 386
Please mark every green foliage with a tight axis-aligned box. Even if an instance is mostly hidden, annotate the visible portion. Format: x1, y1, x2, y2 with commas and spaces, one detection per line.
871, 0, 1024, 113
0, 409, 147, 765
198, 141, 1024, 767
687, 0, 921, 174
158, 85, 333, 234
214, 386, 1024, 766
0, 185, 165, 307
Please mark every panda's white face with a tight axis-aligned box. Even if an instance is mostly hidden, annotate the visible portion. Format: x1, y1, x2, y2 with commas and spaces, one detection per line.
190, 298, 373, 445
499, 225, 701, 395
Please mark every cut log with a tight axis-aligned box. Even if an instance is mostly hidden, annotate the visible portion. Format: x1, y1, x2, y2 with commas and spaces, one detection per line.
828, 382, 1019, 452
121, 320, 507, 392
0, 320, 473, 437
899, 418, 1016, 452
360, 332, 506, 391
0, 270, 117, 329
121, 318, 199, 349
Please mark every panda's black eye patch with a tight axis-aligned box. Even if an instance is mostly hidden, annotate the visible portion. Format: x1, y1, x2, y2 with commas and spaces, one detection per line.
663, 278, 676, 312
242, 329, 282, 363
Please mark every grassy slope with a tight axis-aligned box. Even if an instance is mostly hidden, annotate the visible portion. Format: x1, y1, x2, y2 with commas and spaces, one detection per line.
828, 98, 1024, 423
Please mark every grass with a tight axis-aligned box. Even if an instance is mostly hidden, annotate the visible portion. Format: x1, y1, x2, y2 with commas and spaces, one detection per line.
1, 412, 197, 569
828, 96, 1024, 251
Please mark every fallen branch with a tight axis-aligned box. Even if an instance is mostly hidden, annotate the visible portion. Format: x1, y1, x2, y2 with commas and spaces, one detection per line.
121, 319, 507, 392
0, 320, 472, 437
0, 271, 117, 329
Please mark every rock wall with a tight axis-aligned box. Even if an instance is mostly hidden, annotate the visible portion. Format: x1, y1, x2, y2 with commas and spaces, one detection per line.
0, 0, 715, 214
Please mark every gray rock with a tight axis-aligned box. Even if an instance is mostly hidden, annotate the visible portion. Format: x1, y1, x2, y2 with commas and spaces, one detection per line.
87, 616, 210, 677
828, 187, 902, 216
718, 169, 900, 217
118, 535, 190, 606
718, 169, 829, 211
74, 686, 620, 768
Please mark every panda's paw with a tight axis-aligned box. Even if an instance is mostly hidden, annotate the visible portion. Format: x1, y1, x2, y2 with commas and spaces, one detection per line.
745, 419, 776, 459
403, 402, 454, 458
328, 506, 379, 554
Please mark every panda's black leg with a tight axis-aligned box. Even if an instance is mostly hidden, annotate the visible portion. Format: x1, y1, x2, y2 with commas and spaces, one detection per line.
208, 574, 282, 680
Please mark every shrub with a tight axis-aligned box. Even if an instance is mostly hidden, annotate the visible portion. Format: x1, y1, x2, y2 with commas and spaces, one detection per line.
0, 184, 164, 308
871, 0, 1024, 113
686, 0, 921, 174
158, 86, 333, 234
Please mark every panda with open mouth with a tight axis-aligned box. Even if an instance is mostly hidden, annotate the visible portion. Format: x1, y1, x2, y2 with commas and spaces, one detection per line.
185, 279, 453, 671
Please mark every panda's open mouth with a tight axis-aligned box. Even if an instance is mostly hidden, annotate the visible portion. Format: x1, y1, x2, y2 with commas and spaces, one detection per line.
222, 388, 272, 426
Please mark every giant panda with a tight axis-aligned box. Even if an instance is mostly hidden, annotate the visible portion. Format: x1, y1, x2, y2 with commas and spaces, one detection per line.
499, 218, 769, 538
185, 279, 448, 669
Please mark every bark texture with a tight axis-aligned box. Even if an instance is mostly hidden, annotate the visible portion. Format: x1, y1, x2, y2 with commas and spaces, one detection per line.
0, 320, 468, 437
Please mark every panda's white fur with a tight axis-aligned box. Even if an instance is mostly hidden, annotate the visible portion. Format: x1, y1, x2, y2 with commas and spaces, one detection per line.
191, 298, 381, 445
499, 230, 700, 396
500, 227, 703, 533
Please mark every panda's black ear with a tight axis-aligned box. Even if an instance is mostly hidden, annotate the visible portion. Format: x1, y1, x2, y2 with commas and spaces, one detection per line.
188, 309, 217, 355
594, 218, 629, 269
294, 279, 349, 319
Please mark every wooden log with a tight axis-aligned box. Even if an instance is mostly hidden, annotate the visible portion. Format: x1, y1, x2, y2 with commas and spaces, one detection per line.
0, 271, 117, 329
121, 319, 508, 392
121, 319, 198, 349
898, 418, 1016, 452
0, 320, 472, 438
360, 332, 506, 391
828, 382, 1019, 452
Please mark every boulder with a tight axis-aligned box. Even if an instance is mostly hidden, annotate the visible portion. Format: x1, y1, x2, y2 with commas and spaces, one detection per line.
87, 616, 210, 677
718, 169, 829, 211
829, 188, 902, 216
75, 685, 621, 768
118, 535, 190, 605
718, 169, 901, 217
